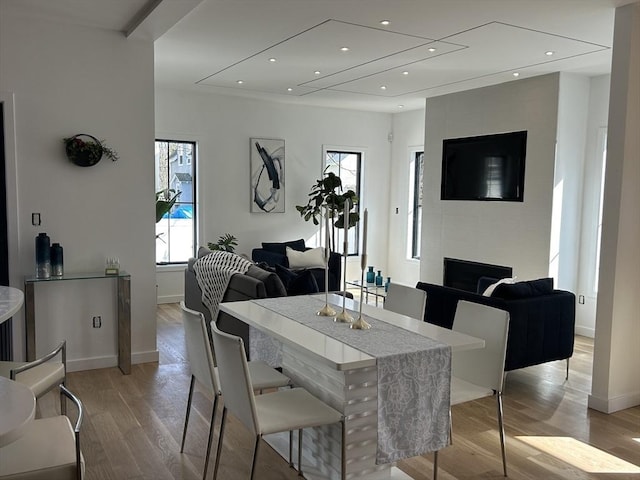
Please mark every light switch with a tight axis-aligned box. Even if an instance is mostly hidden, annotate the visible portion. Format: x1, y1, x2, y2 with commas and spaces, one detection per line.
31, 213, 41, 226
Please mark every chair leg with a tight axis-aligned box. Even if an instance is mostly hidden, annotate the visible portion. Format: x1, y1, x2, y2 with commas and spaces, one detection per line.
341, 419, 346, 480
203, 394, 219, 480
212, 407, 227, 480
433, 450, 438, 480
289, 430, 294, 467
496, 391, 508, 477
298, 429, 303, 477
181, 375, 195, 453
566, 358, 570, 380
250, 435, 261, 480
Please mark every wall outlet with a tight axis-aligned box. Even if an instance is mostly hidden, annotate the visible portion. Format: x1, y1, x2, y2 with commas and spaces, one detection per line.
92, 316, 102, 328
578, 295, 585, 304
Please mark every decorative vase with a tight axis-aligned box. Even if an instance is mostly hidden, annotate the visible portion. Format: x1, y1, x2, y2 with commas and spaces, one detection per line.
375, 270, 383, 286
385, 277, 391, 292
51, 243, 64, 277
35, 233, 51, 279
366, 266, 375, 284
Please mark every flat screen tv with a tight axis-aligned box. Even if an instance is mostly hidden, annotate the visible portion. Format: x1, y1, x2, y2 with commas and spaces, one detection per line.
441, 130, 527, 201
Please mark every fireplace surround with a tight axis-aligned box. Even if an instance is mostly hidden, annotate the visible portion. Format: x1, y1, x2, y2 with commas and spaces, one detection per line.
443, 257, 512, 292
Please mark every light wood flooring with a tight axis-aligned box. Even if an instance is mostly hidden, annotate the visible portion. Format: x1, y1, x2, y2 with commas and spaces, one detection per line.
37, 303, 640, 479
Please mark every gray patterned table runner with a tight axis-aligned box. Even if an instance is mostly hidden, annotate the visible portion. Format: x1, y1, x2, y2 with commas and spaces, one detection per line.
252, 296, 451, 464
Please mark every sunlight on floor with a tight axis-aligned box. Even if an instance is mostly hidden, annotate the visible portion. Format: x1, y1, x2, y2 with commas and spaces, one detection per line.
518, 436, 640, 474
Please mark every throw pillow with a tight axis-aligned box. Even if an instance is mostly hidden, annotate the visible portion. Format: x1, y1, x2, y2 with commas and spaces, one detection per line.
274, 264, 320, 295
286, 246, 325, 269
492, 277, 554, 300
261, 239, 306, 256
482, 277, 517, 296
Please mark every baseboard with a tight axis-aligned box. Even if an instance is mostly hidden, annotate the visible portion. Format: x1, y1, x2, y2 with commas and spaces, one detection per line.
66, 349, 160, 373
157, 294, 183, 304
575, 326, 595, 338
588, 391, 640, 413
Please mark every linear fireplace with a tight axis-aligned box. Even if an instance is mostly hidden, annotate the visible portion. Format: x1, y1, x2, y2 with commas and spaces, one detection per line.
443, 257, 512, 292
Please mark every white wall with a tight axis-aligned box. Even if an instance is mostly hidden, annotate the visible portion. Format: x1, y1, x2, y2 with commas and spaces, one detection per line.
386, 109, 425, 286
420, 74, 560, 284
155, 88, 393, 299
590, 2, 640, 414
575, 75, 611, 337
0, 4, 158, 368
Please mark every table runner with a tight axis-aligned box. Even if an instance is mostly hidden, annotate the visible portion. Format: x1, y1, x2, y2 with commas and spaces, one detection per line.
252, 296, 451, 464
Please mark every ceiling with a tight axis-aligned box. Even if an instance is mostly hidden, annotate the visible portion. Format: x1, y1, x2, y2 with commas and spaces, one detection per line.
7, 0, 637, 112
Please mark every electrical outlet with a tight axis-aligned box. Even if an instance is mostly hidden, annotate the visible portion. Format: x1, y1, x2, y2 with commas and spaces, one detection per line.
92, 316, 102, 328
578, 295, 585, 304
31, 213, 41, 226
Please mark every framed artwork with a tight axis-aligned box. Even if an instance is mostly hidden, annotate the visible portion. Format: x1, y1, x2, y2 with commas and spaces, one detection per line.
250, 138, 285, 213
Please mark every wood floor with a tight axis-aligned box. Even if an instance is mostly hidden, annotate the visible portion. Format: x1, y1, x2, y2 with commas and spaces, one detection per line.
37, 303, 640, 480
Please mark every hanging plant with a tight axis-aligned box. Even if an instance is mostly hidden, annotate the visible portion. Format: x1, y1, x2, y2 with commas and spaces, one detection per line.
63, 134, 119, 167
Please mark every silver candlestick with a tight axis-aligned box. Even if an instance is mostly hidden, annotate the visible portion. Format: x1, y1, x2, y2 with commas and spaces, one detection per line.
335, 238, 353, 323
350, 252, 371, 330
318, 206, 336, 317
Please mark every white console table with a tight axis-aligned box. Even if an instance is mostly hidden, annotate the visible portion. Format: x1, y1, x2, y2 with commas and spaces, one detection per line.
24, 272, 131, 375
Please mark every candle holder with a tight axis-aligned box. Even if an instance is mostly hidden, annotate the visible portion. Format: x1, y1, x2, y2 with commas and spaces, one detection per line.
335, 238, 353, 323
318, 207, 336, 317
350, 253, 371, 330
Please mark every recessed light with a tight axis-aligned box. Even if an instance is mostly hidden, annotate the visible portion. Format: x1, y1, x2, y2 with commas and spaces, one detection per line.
398, 105, 404, 109
402, 71, 409, 75
314, 70, 321, 75
236, 80, 244, 84
340, 47, 350, 52
428, 47, 436, 52
380, 85, 387, 90
287, 88, 293, 92
545, 51, 554, 56
380, 20, 390, 25
513, 72, 520, 77
269, 58, 276, 62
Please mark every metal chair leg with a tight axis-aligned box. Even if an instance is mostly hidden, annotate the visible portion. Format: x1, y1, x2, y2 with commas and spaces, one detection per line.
203, 394, 219, 480
181, 375, 195, 452
298, 429, 304, 477
341, 419, 346, 480
212, 407, 227, 480
433, 450, 439, 480
566, 358, 570, 380
250, 436, 261, 480
289, 430, 294, 467
496, 391, 508, 477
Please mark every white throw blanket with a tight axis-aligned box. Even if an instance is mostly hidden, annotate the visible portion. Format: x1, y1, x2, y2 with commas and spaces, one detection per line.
193, 251, 253, 321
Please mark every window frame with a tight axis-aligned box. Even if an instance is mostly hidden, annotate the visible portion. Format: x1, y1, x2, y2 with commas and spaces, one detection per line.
407, 149, 424, 260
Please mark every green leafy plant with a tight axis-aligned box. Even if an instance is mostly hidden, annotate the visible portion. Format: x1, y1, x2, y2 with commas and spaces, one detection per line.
296, 169, 359, 250
155, 189, 181, 223
63, 135, 119, 163
208, 233, 238, 253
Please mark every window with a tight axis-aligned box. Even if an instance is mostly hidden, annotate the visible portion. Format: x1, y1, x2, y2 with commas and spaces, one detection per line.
593, 128, 607, 293
324, 149, 362, 255
407, 150, 423, 259
155, 140, 196, 264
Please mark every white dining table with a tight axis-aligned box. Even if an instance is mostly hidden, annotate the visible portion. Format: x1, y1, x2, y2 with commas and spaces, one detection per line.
220, 293, 485, 480
0, 286, 24, 324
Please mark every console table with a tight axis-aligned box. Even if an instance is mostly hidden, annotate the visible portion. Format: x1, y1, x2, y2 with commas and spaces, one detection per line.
24, 272, 131, 375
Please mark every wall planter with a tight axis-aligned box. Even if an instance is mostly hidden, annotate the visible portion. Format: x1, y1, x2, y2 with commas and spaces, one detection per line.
63, 134, 118, 167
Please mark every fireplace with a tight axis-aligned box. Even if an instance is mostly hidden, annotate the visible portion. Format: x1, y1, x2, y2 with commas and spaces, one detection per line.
443, 258, 512, 293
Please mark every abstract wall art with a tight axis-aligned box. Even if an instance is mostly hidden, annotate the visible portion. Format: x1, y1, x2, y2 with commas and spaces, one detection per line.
250, 138, 285, 213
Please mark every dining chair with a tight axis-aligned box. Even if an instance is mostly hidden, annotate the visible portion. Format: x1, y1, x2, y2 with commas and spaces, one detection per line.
433, 300, 510, 479
0, 340, 67, 414
0, 384, 84, 479
179, 303, 291, 480
384, 282, 427, 320
210, 320, 345, 480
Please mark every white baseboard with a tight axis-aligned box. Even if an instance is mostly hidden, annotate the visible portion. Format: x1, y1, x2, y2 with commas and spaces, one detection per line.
66, 349, 160, 373
588, 391, 640, 413
575, 326, 595, 338
157, 294, 183, 304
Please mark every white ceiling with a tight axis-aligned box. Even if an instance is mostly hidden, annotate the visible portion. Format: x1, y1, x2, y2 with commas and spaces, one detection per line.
7, 0, 637, 112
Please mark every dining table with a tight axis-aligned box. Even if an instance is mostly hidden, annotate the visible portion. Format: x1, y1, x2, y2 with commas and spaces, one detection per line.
219, 293, 485, 480
0, 286, 36, 448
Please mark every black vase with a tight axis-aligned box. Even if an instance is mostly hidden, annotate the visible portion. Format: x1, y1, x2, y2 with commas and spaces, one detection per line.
35, 232, 51, 279
51, 243, 64, 277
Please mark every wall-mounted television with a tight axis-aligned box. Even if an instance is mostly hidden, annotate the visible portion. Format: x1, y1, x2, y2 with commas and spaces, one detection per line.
441, 130, 527, 202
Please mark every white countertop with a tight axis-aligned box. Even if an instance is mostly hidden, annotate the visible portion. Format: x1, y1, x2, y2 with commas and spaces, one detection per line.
0, 286, 23, 324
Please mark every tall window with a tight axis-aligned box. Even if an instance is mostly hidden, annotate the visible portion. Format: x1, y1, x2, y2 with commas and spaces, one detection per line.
324, 149, 362, 255
593, 128, 607, 293
407, 151, 423, 259
155, 140, 196, 264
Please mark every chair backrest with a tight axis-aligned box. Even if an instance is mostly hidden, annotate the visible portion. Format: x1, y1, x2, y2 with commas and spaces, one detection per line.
451, 300, 509, 392
384, 283, 427, 321
180, 302, 218, 394
209, 320, 260, 436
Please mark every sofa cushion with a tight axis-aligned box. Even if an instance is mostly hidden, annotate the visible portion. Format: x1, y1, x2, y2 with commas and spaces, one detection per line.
275, 264, 320, 295
245, 265, 287, 297
261, 239, 306, 256
492, 277, 554, 300
286, 246, 325, 269
482, 277, 517, 296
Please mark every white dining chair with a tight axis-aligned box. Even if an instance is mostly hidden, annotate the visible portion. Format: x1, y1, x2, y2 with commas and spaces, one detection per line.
384, 283, 427, 320
210, 320, 345, 480
179, 303, 291, 480
0, 340, 67, 414
433, 300, 510, 479
0, 384, 84, 479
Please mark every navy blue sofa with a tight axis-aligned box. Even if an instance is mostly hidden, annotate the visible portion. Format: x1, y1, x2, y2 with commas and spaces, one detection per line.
416, 278, 576, 372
